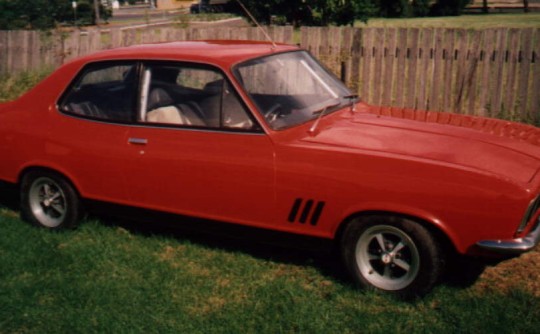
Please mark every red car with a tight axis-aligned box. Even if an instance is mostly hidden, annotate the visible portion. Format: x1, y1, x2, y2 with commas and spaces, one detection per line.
1, 41, 539, 297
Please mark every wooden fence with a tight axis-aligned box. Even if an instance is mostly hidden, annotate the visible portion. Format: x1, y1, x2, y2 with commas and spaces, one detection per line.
0, 25, 538, 122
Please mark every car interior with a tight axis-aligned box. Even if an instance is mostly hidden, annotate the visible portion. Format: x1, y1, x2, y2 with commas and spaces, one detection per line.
60, 63, 254, 130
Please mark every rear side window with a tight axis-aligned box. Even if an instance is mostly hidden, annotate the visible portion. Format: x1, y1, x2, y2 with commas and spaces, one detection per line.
59, 62, 138, 122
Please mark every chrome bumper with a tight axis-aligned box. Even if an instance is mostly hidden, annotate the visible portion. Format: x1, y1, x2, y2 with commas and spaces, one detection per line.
476, 222, 540, 255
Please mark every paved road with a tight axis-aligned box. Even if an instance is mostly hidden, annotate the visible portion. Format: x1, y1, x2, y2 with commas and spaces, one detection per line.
108, 4, 187, 24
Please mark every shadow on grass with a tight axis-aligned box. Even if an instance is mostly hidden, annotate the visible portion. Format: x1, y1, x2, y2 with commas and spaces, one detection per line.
0, 181, 19, 211
98, 212, 353, 286
0, 183, 489, 293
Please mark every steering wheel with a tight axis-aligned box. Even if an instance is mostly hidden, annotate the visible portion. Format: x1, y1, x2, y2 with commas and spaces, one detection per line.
265, 103, 283, 123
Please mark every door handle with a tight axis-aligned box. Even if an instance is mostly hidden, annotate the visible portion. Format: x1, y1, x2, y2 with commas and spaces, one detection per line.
128, 138, 148, 145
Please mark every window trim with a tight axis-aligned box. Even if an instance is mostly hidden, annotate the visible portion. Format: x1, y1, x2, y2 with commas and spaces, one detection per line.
138, 60, 264, 134
57, 60, 142, 125
56, 59, 265, 134
232, 49, 354, 131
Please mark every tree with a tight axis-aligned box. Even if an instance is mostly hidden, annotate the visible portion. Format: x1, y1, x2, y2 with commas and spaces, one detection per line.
412, 0, 431, 17
376, 0, 411, 17
429, 0, 471, 16
235, 0, 376, 27
0, 0, 111, 30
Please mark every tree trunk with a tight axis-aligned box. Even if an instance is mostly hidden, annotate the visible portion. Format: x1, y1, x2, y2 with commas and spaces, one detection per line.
524, 0, 529, 13
482, 0, 489, 13
94, 0, 101, 26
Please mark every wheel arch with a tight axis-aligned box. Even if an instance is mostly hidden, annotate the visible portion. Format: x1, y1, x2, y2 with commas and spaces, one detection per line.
333, 210, 458, 256
18, 165, 82, 197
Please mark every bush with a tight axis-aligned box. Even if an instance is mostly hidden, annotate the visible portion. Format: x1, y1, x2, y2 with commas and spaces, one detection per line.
430, 0, 472, 16
0, 0, 111, 30
377, 0, 412, 18
412, 0, 431, 17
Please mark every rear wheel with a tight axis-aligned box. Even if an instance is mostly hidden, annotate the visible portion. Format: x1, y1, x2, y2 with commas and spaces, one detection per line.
341, 215, 443, 298
20, 171, 81, 229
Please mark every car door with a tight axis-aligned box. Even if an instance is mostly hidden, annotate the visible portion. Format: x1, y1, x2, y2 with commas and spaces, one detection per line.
56, 61, 139, 203
124, 62, 276, 226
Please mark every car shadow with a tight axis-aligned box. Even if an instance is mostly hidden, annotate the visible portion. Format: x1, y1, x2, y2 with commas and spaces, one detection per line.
440, 255, 489, 288
0, 181, 19, 211
0, 185, 490, 293
97, 213, 353, 285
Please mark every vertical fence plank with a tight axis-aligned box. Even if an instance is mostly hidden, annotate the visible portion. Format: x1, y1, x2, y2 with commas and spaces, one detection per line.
466, 30, 483, 115
371, 28, 385, 106
405, 28, 420, 109
477, 29, 495, 116
531, 28, 540, 123
442, 29, 456, 112
503, 28, 521, 118
0, 31, 7, 75
28, 31, 40, 71
360, 28, 374, 103
416, 28, 432, 110
517, 29, 533, 119
341, 27, 354, 87
429, 29, 444, 111
453, 29, 469, 112
350, 28, 362, 95
111, 28, 122, 48
490, 28, 508, 116
381, 28, 397, 107
90, 30, 101, 53
10, 31, 24, 73
394, 28, 408, 107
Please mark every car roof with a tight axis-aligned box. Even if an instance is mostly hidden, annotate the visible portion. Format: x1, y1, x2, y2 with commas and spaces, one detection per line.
73, 40, 300, 68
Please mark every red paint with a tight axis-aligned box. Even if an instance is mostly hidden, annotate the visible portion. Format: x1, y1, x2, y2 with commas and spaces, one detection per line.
1, 41, 539, 256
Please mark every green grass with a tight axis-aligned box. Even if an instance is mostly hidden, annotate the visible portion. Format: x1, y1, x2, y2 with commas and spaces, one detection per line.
357, 13, 540, 28
1, 203, 539, 333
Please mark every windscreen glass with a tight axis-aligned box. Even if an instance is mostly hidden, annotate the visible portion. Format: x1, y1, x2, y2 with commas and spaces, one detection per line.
235, 51, 353, 130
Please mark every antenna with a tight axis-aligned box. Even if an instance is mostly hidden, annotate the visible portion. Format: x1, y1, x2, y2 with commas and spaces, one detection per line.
235, 0, 277, 49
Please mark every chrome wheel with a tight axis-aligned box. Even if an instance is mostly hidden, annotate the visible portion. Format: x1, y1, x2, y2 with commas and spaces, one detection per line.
355, 225, 420, 291
28, 177, 67, 228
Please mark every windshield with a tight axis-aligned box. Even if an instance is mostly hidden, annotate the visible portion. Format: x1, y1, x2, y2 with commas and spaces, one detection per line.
234, 51, 354, 130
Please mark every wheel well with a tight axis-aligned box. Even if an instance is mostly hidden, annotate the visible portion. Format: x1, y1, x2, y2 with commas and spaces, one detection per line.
18, 166, 81, 196
334, 211, 457, 256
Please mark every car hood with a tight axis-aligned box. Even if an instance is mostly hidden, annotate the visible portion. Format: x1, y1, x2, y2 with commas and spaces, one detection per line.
301, 105, 540, 184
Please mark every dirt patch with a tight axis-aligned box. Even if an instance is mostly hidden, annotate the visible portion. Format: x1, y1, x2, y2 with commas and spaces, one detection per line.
472, 246, 540, 297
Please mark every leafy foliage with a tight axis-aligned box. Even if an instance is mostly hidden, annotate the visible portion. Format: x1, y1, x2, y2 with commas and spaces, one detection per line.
0, 0, 111, 30
233, 0, 472, 25
430, 0, 472, 16
234, 0, 377, 26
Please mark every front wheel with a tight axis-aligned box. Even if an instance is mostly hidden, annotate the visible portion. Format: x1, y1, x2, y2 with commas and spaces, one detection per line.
20, 171, 82, 229
341, 215, 443, 298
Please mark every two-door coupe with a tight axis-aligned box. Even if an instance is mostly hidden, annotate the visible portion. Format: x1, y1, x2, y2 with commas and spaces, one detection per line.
1, 40, 539, 297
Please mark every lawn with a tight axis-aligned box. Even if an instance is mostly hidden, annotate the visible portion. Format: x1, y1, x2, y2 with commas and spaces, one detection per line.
1, 47, 539, 333
0, 188, 539, 333
357, 13, 540, 28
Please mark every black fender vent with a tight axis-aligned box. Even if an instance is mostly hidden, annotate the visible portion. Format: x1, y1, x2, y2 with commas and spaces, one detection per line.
288, 198, 325, 226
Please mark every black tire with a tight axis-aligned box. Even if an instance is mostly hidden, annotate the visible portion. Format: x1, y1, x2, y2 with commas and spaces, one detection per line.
341, 215, 443, 298
20, 171, 82, 230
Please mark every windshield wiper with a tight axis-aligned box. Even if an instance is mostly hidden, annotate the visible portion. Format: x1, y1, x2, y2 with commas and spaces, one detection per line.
311, 101, 341, 115
308, 100, 341, 135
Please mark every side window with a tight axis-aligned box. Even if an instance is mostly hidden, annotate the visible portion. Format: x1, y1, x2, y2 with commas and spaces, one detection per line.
59, 62, 137, 122
141, 64, 256, 130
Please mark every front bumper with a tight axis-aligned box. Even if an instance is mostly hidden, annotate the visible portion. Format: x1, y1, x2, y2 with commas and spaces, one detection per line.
476, 222, 540, 255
